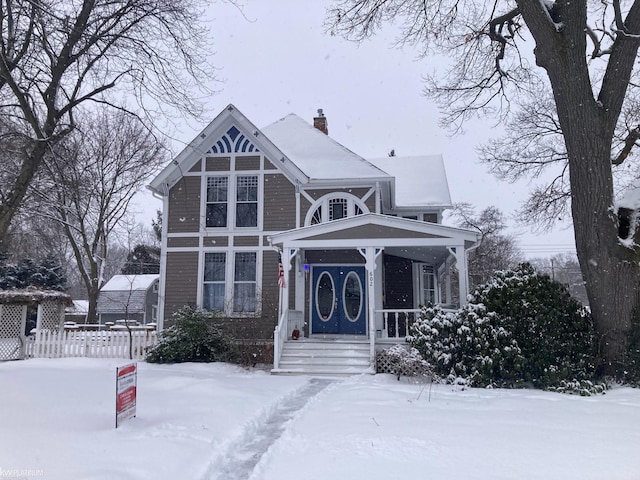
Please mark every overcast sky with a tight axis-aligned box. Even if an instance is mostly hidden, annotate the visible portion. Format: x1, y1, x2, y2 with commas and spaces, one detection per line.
138, 0, 576, 259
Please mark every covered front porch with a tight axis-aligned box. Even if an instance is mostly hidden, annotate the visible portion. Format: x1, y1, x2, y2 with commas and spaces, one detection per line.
268, 214, 479, 374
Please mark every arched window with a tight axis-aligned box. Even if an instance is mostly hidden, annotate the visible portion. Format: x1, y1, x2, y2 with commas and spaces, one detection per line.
305, 193, 369, 226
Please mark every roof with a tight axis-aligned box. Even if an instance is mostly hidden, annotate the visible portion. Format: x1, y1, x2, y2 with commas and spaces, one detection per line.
101, 275, 158, 292
262, 114, 390, 182
0, 288, 72, 305
367, 155, 452, 209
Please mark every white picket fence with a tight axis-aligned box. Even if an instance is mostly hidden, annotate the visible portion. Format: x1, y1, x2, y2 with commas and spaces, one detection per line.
26, 330, 157, 360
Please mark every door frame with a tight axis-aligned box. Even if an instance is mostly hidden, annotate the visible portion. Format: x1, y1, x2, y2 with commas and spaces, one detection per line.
309, 263, 368, 336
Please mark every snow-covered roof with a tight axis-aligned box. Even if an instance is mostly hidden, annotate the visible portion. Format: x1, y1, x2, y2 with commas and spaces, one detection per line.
367, 155, 452, 208
101, 275, 158, 292
0, 288, 72, 305
68, 300, 89, 314
262, 114, 390, 182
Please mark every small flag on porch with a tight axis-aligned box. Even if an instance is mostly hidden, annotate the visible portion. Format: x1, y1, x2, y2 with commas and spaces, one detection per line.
278, 254, 286, 288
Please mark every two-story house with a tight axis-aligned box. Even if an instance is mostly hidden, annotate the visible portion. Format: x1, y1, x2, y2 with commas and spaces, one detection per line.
148, 105, 479, 374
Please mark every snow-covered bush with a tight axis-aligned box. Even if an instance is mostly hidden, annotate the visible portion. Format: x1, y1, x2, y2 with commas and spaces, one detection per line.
146, 306, 235, 363
376, 344, 432, 380
409, 264, 601, 391
469, 263, 598, 388
409, 304, 523, 387
0, 256, 67, 290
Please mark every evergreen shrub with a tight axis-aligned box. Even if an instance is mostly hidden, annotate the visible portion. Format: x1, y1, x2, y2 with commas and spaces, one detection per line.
409, 263, 602, 393
146, 306, 235, 363
409, 303, 523, 387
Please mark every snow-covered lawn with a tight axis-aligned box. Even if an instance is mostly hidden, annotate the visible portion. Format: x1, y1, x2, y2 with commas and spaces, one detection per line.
1, 358, 639, 480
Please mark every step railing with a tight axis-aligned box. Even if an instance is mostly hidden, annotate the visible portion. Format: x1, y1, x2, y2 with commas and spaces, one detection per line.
273, 309, 303, 369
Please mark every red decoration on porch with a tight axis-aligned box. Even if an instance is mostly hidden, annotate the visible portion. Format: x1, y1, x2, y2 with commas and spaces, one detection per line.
291, 326, 300, 340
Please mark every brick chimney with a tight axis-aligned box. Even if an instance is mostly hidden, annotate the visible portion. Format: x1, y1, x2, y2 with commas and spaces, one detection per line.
313, 108, 328, 135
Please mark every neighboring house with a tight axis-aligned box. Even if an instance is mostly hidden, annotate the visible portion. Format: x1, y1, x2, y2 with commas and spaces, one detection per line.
65, 300, 89, 323
148, 105, 479, 373
97, 275, 159, 325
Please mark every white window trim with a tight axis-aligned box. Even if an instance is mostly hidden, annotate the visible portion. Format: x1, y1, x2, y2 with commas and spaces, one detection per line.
202, 155, 264, 232
304, 192, 369, 226
199, 247, 263, 317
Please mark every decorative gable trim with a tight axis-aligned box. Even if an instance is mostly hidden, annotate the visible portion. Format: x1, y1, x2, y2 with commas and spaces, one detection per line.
210, 125, 260, 154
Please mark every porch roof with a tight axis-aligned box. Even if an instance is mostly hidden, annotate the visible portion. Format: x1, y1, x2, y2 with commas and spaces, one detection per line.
268, 213, 479, 249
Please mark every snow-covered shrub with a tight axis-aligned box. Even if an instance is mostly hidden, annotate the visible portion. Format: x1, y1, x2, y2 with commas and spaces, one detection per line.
408, 304, 524, 388
146, 306, 235, 363
0, 256, 67, 290
376, 344, 432, 380
546, 379, 608, 396
469, 263, 598, 388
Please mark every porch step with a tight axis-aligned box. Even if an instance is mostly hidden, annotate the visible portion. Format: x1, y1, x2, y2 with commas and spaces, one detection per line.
272, 340, 373, 376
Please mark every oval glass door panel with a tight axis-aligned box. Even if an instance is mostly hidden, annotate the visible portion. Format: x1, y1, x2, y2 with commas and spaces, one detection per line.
343, 271, 363, 322
315, 271, 335, 322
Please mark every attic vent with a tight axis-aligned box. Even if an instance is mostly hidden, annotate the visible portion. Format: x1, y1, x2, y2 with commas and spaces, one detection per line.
210, 125, 260, 154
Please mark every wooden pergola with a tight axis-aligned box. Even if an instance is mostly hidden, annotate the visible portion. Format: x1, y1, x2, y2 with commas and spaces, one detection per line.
0, 288, 72, 361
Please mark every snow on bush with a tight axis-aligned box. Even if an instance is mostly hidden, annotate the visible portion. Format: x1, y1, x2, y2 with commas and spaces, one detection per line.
376, 344, 433, 380
409, 304, 523, 388
409, 264, 603, 393
146, 306, 235, 363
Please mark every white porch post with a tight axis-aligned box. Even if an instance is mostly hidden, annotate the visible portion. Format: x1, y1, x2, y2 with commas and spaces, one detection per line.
451, 246, 469, 306
359, 247, 383, 371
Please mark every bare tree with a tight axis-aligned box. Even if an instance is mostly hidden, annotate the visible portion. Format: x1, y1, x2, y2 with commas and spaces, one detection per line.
42, 109, 167, 323
450, 204, 523, 287
327, 0, 640, 375
0, 0, 216, 248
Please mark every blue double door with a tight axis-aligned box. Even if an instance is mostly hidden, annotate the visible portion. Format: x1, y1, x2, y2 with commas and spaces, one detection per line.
311, 265, 367, 335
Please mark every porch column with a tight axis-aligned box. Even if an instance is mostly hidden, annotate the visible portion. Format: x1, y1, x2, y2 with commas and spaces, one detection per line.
450, 246, 469, 306
359, 247, 383, 370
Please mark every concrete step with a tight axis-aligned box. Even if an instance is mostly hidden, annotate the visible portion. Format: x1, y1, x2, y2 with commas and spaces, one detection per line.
273, 340, 373, 376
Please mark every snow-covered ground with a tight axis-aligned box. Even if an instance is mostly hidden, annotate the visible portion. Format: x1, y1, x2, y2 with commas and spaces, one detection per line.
1, 358, 639, 480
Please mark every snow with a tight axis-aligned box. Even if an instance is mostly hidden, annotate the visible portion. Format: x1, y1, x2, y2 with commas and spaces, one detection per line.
368, 155, 453, 207
261, 114, 391, 181
618, 187, 640, 210
101, 274, 159, 292
2, 358, 640, 480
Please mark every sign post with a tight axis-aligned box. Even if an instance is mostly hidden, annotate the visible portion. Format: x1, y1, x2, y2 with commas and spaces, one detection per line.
116, 363, 137, 428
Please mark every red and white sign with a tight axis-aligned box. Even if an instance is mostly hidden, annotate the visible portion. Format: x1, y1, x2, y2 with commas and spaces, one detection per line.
116, 363, 137, 428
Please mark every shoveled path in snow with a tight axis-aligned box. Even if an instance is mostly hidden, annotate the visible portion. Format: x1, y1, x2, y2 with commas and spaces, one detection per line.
204, 378, 333, 480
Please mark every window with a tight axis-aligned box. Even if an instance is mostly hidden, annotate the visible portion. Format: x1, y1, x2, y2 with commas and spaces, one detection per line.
417, 264, 436, 305
329, 198, 347, 220
203, 253, 226, 311
236, 175, 258, 227
151, 305, 157, 321
305, 193, 369, 226
206, 177, 228, 227
233, 252, 257, 313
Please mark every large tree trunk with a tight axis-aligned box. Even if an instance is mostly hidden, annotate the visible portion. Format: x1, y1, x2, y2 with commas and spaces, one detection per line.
0, 142, 48, 251
518, 0, 640, 376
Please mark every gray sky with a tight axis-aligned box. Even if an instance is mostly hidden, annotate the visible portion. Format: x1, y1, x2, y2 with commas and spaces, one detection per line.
139, 0, 576, 258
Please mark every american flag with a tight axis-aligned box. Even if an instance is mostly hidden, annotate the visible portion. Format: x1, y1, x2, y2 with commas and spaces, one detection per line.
278, 254, 286, 288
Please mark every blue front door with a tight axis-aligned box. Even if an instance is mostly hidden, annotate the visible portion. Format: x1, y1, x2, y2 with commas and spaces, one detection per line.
311, 266, 366, 335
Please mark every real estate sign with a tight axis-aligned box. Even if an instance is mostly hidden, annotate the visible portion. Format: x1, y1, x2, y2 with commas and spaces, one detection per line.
116, 363, 137, 428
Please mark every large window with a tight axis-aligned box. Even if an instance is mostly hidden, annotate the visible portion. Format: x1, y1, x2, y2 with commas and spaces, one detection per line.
233, 252, 257, 313
203, 252, 226, 311
206, 177, 228, 227
236, 175, 258, 227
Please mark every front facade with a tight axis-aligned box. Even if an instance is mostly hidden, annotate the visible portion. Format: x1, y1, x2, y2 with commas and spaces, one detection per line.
148, 105, 479, 370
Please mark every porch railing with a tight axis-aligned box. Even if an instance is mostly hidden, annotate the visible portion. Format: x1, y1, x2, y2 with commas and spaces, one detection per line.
377, 309, 422, 339
273, 309, 303, 369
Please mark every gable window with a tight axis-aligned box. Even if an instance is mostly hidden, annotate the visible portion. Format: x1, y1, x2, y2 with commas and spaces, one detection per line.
329, 198, 347, 220
206, 177, 228, 227
236, 175, 258, 227
305, 193, 369, 226
203, 252, 226, 311
233, 252, 257, 313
